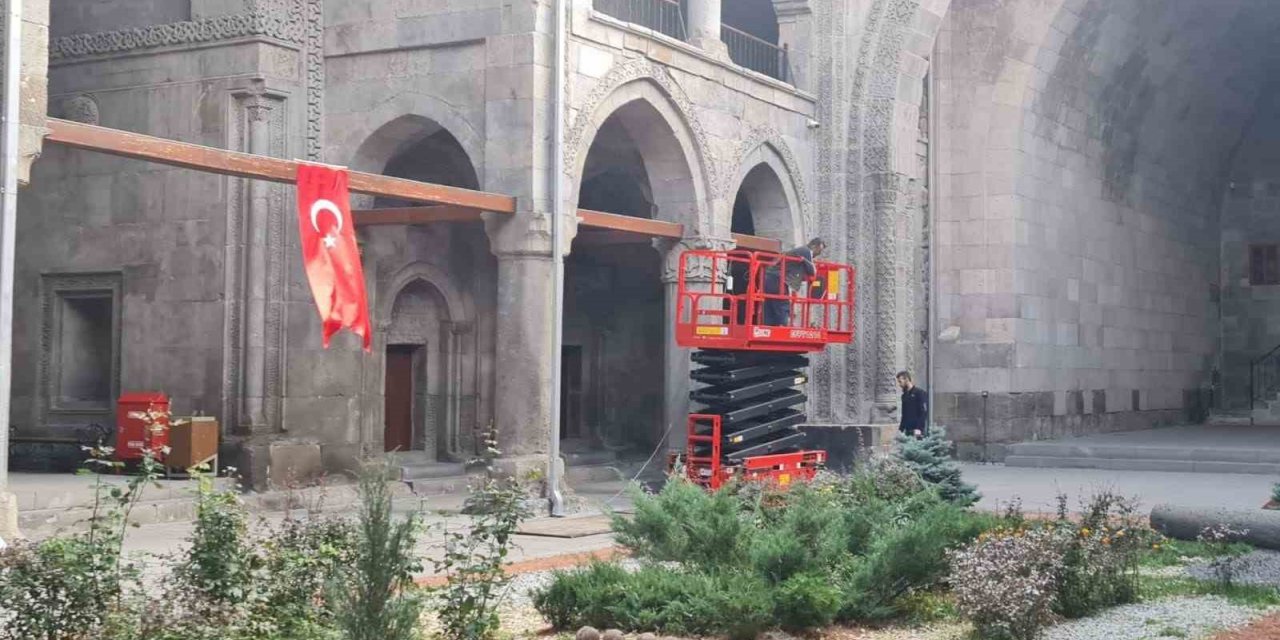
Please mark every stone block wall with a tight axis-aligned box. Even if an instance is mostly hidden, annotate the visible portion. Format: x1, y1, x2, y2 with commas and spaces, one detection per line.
1219, 87, 1280, 410
930, 0, 1280, 451
15, 37, 303, 438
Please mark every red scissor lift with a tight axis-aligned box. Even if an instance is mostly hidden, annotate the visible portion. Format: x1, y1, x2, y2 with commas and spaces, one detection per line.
672, 249, 856, 489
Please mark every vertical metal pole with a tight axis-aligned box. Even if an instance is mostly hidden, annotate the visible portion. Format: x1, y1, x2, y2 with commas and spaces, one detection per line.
547, 0, 567, 517
0, 0, 22, 488
927, 43, 940, 431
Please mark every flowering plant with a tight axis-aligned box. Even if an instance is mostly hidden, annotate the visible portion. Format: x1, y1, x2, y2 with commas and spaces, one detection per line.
949, 526, 1066, 640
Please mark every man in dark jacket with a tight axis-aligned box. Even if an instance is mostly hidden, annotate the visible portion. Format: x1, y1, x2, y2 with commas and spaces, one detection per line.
897, 371, 928, 438
762, 237, 825, 326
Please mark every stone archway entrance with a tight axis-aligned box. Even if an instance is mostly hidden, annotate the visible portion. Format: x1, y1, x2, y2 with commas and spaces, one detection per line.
384, 280, 451, 456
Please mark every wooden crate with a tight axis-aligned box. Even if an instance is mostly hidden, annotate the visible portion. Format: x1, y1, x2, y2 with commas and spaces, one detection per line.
167, 416, 219, 471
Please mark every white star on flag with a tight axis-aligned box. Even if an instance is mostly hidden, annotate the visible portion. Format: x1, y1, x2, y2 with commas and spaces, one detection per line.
323, 233, 338, 249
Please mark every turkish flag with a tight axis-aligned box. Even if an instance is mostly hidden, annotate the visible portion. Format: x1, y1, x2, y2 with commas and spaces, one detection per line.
296, 164, 372, 351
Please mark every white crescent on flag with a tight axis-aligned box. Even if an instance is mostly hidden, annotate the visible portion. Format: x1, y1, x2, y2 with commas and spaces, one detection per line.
310, 199, 344, 248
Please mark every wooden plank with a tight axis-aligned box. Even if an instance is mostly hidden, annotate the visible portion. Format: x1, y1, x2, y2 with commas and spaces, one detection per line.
44, 118, 517, 213
577, 209, 683, 238
350, 203, 783, 252
733, 233, 781, 252
352, 206, 483, 226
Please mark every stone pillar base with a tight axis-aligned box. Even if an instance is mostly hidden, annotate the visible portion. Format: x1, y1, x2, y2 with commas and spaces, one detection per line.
0, 490, 20, 544
690, 37, 731, 61
871, 401, 899, 425
489, 454, 579, 516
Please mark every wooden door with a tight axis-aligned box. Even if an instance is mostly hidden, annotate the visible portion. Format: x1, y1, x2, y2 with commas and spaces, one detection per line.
384, 346, 415, 452
561, 346, 584, 439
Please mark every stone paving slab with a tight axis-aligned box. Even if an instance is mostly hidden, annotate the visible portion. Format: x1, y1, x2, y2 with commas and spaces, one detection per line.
1005, 425, 1280, 473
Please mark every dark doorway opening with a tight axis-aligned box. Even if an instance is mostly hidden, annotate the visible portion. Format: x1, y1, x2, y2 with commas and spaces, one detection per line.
561, 345, 585, 439
384, 345, 420, 452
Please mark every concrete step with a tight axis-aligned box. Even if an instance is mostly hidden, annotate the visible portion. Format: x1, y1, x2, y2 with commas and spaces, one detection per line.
563, 449, 618, 467
1209, 412, 1254, 426
1004, 455, 1280, 475
1008, 441, 1280, 464
399, 461, 467, 481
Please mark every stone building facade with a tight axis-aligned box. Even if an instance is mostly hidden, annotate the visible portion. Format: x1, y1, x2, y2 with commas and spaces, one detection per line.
13, 0, 1279, 484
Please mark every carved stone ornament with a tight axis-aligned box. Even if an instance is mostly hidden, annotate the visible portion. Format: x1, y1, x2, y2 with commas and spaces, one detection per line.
50, 0, 324, 160
59, 95, 99, 125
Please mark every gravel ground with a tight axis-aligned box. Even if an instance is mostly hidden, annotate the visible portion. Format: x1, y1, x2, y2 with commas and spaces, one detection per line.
1042, 597, 1261, 640
1187, 550, 1280, 587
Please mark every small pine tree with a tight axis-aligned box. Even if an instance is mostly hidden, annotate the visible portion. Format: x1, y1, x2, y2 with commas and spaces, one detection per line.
894, 427, 979, 507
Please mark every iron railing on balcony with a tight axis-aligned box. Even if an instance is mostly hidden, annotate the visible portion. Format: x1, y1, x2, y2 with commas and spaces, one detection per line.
721, 24, 791, 83
595, 0, 688, 41
1252, 342, 1280, 412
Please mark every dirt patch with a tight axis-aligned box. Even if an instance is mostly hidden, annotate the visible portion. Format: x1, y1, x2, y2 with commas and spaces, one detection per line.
415, 546, 626, 588
1209, 613, 1280, 640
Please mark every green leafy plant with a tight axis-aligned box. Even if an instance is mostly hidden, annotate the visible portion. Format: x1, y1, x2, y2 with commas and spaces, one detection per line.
894, 427, 979, 507
0, 416, 165, 640
177, 467, 255, 607
430, 429, 531, 640
331, 461, 424, 640
1048, 491, 1152, 618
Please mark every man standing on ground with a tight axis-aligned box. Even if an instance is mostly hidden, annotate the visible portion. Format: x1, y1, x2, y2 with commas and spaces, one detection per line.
897, 371, 928, 439
762, 237, 826, 326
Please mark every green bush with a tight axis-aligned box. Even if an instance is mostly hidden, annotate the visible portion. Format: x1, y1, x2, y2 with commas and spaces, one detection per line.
894, 427, 979, 507
1048, 491, 1151, 618
544, 465, 1006, 636
430, 473, 531, 640
610, 479, 749, 570
331, 462, 425, 640
532, 563, 771, 640
839, 502, 993, 621
773, 573, 842, 631
177, 472, 255, 607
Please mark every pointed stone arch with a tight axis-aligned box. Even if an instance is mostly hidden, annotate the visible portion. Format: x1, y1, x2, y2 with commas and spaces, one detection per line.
566, 59, 718, 235
726, 129, 810, 245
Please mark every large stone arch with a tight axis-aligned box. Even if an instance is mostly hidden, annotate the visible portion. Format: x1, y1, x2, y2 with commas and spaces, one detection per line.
566, 61, 717, 236
847, 0, 952, 419
337, 96, 484, 207
342, 108, 482, 212
727, 130, 809, 245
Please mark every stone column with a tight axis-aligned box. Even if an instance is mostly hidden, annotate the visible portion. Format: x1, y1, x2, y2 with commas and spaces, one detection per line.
686, 0, 728, 58
241, 94, 273, 432
872, 174, 907, 422
773, 0, 812, 88
655, 236, 733, 452
489, 248, 555, 464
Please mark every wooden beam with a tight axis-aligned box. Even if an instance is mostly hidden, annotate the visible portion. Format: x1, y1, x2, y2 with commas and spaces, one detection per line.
576, 209, 683, 239
45, 119, 517, 214
732, 233, 782, 252
349, 203, 784, 252
352, 205, 483, 226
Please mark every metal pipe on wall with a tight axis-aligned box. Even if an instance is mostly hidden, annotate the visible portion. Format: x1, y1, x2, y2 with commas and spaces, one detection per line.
547, 0, 568, 517
0, 0, 23, 487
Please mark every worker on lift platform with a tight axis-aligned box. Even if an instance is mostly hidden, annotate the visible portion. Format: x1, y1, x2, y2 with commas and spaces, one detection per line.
762, 237, 827, 326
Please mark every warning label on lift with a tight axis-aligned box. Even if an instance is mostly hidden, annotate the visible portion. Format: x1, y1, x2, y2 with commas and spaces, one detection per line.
695, 326, 729, 336
787, 329, 822, 340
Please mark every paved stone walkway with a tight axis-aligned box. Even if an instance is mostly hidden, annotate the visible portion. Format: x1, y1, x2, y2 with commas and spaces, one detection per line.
960, 462, 1276, 514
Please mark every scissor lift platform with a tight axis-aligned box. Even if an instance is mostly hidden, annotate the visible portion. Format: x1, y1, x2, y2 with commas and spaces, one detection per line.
671, 249, 856, 490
